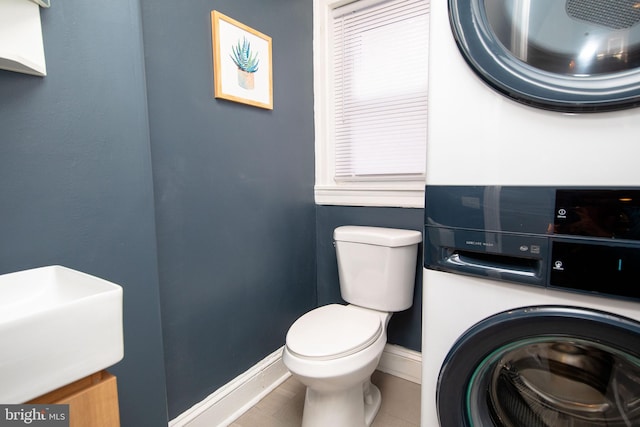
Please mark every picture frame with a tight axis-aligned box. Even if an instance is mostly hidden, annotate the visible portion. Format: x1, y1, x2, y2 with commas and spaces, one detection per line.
211, 10, 273, 110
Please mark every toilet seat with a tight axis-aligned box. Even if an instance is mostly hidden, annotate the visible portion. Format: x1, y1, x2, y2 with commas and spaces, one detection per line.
286, 304, 382, 361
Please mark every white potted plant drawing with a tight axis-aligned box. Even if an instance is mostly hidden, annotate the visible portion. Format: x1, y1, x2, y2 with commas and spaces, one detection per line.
230, 37, 260, 90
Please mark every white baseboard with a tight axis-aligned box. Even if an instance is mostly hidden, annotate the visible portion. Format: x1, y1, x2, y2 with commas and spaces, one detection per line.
169, 346, 290, 427
377, 343, 422, 385
168, 343, 422, 427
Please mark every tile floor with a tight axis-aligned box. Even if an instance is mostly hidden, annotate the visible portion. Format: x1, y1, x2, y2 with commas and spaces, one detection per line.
230, 371, 420, 427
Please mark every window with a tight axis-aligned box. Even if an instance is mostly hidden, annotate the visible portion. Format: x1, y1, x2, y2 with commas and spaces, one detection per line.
314, 0, 430, 207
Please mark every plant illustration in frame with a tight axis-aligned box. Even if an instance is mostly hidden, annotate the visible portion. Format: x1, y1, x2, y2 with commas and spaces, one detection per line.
211, 11, 273, 109
231, 37, 260, 89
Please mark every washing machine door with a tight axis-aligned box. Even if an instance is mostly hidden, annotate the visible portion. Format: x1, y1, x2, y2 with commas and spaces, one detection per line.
449, 0, 640, 112
437, 306, 640, 426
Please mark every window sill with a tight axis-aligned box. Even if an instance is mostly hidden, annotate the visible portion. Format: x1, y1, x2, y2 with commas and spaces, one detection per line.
314, 185, 425, 208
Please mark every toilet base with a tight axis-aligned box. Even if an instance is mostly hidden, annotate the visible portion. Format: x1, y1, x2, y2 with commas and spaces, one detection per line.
301, 379, 381, 427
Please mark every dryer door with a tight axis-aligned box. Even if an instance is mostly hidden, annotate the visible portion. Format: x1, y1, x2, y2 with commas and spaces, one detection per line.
449, 0, 640, 112
437, 306, 640, 426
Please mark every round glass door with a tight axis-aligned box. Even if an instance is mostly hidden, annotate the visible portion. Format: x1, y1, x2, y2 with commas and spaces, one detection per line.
469, 338, 640, 426
437, 306, 640, 426
449, 0, 640, 111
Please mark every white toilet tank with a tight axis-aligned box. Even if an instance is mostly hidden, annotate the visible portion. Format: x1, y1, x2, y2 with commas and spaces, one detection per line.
334, 226, 422, 312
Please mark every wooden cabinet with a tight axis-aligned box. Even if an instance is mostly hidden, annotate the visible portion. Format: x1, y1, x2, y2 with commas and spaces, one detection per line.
28, 370, 120, 427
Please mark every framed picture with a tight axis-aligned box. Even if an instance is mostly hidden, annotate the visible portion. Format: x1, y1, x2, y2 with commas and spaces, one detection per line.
211, 11, 273, 110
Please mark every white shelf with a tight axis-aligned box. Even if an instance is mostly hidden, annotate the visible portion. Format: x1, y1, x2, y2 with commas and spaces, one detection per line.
0, 0, 47, 76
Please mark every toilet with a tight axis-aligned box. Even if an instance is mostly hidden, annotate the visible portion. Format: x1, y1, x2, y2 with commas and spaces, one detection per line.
282, 226, 422, 427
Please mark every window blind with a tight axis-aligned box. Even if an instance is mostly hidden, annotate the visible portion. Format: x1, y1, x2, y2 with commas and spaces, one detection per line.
332, 0, 430, 180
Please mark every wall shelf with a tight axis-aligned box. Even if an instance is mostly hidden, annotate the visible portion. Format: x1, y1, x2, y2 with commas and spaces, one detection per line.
0, 0, 48, 76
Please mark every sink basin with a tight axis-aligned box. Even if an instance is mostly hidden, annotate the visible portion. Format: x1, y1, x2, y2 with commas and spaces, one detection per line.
0, 265, 123, 403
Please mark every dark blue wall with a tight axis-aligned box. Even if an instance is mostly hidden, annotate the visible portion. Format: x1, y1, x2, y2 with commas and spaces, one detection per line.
0, 1, 168, 426
316, 206, 424, 352
0, 0, 423, 423
140, 0, 317, 418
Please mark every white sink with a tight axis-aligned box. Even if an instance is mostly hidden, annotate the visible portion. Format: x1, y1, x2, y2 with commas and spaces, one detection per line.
0, 265, 123, 403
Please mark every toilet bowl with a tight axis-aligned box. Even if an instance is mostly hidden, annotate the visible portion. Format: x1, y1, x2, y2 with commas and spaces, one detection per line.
282, 226, 422, 427
283, 304, 391, 427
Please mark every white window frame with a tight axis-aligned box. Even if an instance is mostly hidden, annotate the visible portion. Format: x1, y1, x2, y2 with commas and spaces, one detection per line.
313, 0, 427, 208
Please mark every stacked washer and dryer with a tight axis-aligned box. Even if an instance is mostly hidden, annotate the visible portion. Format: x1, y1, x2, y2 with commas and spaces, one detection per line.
422, 1, 640, 426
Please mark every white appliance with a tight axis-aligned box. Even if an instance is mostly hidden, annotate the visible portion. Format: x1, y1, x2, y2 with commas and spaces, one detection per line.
422, 186, 640, 426
422, 0, 640, 426
426, 0, 640, 188
422, 268, 640, 426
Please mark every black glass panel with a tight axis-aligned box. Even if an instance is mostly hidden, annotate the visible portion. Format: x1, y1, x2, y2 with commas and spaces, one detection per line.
550, 241, 640, 301
554, 189, 640, 241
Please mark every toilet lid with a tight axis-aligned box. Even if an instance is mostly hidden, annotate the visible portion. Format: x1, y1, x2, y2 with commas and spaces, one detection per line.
286, 304, 382, 361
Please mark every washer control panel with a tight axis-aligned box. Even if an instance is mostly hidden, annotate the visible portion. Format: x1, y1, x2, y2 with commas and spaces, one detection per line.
425, 186, 640, 302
